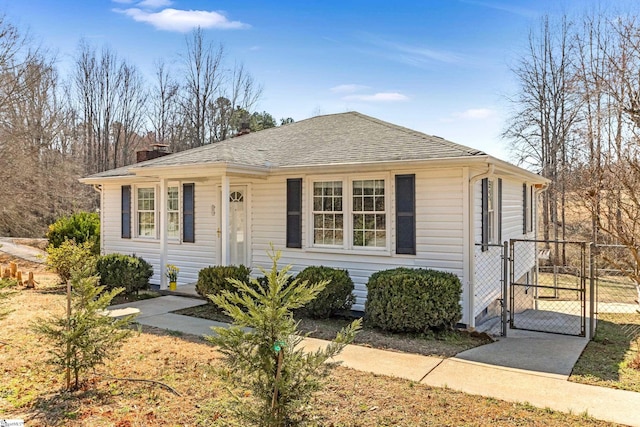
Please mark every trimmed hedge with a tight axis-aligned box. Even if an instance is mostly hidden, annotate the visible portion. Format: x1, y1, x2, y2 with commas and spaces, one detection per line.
364, 267, 462, 333
295, 266, 355, 318
95, 253, 153, 295
196, 265, 251, 301
47, 212, 100, 255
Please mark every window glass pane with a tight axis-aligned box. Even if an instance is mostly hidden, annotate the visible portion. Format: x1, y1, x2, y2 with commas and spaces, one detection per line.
168, 212, 179, 238
375, 196, 385, 211
312, 181, 343, 246
137, 187, 155, 237
363, 196, 374, 211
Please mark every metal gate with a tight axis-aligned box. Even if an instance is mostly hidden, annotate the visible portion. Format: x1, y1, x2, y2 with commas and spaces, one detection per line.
507, 239, 588, 337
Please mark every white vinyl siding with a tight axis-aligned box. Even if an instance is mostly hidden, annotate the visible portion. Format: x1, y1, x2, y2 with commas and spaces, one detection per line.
473, 177, 537, 320
101, 182, 217, 286
252, 169, 465, 312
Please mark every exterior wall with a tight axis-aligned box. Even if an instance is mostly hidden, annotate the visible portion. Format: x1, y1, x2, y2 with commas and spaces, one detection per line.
101, 181, 218, 286
250, 168, 466, 313
472, 176, 537, 324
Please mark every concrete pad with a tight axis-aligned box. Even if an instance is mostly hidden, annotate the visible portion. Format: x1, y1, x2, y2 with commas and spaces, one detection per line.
422, 358, 640, 427
301, 337, 442, 382
137, 313, 227, 337
108, 295, 206, 319
455, 329, 588, 377
107, 307, 140, 318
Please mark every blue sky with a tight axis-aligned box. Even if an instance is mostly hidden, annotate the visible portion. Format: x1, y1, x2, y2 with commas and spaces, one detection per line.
1, 0, 631, 161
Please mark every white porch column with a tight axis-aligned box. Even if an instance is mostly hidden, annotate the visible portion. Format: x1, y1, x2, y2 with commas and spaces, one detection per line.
159, 178, 168, 289
221, 175, 230, 266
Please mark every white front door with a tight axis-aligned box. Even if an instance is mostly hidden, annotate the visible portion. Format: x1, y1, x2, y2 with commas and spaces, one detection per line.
228, 187, 247, 265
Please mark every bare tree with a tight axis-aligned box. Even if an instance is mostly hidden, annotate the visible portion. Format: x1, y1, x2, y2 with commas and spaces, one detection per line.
503, 15, 579, 260
180, 28, 224, 148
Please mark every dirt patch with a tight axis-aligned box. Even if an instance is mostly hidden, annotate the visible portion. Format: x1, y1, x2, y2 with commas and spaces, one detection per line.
176, 304, 494, 358
0, 251, 47, 273
0, 289, 619, 426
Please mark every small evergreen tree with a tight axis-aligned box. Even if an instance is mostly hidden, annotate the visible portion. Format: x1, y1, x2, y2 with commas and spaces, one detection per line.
207, 248, 361, 426
33, 273, 136, 390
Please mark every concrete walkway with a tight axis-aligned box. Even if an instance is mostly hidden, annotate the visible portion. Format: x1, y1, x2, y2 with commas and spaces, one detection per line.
108, 296, 640, 427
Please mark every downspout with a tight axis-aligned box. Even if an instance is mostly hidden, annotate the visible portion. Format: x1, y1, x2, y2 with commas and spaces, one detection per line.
467, 164, 494, 329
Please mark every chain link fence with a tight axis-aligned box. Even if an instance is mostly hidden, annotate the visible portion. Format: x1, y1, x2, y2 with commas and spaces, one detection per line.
510, 240, 587, 337
593, 244, 640, 341
473, 243, 506, 336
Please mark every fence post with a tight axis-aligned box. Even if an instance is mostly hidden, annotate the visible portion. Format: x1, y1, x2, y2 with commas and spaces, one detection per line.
589, 243, 595, 340
502, 240, 509, 337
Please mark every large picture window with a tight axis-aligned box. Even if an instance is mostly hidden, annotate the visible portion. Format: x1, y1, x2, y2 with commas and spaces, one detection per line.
352, 179, 386, 247
312, 181, 343, 246
137, 187, 156, 237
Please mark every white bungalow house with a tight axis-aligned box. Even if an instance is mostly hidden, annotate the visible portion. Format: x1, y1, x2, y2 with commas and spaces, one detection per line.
80, 112, 548, 328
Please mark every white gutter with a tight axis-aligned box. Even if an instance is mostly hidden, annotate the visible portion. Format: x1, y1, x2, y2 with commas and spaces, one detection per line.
467, 163, 495, 329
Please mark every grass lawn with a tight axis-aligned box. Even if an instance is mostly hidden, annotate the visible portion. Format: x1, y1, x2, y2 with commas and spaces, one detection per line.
175, 303, 490, 358
0, 272, 621, 426
570, 312, 640, 392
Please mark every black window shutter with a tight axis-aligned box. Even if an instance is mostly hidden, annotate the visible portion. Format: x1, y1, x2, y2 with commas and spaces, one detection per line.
497, 178, 503, 243
395, 174, 416, 255
523, 183, 528, 234
183, 183, 195, 243
121, 185, 131, 239
481, 178, 488, 252
286, 178, 302, 248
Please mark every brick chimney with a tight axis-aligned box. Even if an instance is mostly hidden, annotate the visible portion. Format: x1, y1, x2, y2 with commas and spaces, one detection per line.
136, 143, 171, 163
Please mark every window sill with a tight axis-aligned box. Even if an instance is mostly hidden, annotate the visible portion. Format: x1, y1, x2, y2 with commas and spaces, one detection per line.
304, 246, 392, 257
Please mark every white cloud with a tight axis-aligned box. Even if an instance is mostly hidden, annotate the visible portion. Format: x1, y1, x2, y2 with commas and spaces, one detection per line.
455, 108, 496, 119
137, 0, 172, 8
343, 92, 409, 102
330, 84, 369, 94
113, 8, 250, 32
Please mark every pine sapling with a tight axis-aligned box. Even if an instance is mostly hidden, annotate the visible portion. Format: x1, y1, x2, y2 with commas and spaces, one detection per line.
207, 247, 361, 426
33, 274, 136, 390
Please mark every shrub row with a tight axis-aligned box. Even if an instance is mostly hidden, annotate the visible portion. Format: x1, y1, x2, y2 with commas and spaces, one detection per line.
46, 240, 153, 295
196, 264, 461, 332
197, 265, 355, 319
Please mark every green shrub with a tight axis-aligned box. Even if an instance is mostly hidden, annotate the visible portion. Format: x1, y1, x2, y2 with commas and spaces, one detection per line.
47, 211, 100, 255
295, 266, 355, 318
46, 239, 98, 283
95, 253, 153, 295
196, 265, 251, 301
364, 267, 462, 333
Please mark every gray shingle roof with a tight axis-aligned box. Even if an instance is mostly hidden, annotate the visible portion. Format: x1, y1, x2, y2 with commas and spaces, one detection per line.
87, 111, 485, 178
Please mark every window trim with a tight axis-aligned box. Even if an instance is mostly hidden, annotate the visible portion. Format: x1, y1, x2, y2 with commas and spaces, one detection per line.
167, 184, 181, 241
481, 177, 502, 251
135, 185, 158, 239
307, 174, 391, 253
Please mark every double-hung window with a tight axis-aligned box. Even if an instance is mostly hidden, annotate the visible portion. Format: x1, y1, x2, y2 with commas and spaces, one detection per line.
311, 177, 387, 250
312, 181, 344, 246
137, 187, 156, 238
167, 186, 180, 239
352, 179, 386, 248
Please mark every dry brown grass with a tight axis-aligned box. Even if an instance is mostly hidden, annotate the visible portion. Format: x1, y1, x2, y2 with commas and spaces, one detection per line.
0, 267, 621, 426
